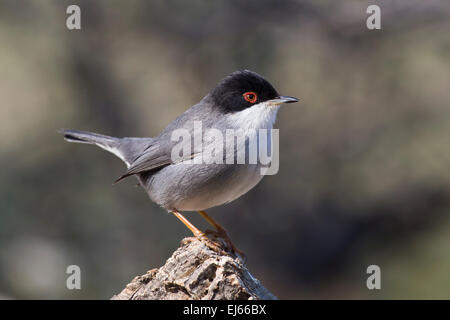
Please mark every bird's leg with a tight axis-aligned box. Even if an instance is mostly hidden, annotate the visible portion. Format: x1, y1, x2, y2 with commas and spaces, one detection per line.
197, 210, 245, 258
170, 210, 225, 254
171, 210, 206, 239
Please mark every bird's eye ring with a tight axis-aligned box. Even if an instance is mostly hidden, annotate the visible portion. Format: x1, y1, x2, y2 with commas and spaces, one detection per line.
243, 92, 257, 103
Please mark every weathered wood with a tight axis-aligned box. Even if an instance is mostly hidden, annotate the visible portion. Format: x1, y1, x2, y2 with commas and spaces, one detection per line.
112, 235, 276, 300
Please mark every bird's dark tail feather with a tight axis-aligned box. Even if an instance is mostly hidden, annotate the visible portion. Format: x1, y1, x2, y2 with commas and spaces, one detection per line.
59, 129, 130, 168
60, 129, 118, 146
59, 129, 155, 180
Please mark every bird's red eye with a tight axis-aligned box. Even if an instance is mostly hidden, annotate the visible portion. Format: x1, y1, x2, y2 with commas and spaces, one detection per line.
243, 92, 257, 103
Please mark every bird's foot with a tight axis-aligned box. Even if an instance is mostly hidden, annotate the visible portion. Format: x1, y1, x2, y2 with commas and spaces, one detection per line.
205, 229, 246, 261
193, 231, 228, 256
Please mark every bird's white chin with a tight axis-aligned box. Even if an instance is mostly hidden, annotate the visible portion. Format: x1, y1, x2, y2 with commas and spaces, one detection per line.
227, 101, 280, 131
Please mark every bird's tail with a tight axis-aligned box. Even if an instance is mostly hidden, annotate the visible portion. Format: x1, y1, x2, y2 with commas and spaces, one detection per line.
60, 129, 129, 165
61, 129, 117, 145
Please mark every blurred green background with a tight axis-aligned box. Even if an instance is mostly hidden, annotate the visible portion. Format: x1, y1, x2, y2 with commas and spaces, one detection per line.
0, 0, 449, 299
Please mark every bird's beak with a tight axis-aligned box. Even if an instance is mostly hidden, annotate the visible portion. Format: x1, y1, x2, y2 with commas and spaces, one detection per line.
270, 96, 299, 105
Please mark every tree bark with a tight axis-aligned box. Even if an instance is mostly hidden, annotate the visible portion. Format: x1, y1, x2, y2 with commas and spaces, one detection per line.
112, 235, 276, 300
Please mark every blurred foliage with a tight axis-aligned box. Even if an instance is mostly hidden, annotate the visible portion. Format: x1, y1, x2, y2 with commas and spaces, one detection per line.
0, 0, 449, 299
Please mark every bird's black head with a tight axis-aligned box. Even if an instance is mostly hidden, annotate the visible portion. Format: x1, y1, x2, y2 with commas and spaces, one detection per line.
210, 70, 281, 113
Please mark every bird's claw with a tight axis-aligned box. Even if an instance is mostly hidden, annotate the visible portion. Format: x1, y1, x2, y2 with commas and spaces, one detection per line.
204, 229, 246, 261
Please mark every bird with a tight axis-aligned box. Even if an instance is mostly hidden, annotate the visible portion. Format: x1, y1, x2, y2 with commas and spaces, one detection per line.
61, 70, 298, 256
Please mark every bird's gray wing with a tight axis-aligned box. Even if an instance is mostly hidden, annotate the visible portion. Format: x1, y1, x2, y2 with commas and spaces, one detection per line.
115, 99, 217, 182
114, 143, 175, 183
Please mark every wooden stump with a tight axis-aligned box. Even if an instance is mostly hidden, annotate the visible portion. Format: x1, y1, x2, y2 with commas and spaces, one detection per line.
112, 235, 276, 300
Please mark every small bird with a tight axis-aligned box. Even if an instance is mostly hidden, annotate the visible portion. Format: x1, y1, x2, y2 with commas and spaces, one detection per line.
61, 70, 298, 256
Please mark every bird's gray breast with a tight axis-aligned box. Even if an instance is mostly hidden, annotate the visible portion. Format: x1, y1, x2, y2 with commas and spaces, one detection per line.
142, 161, 264, 211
